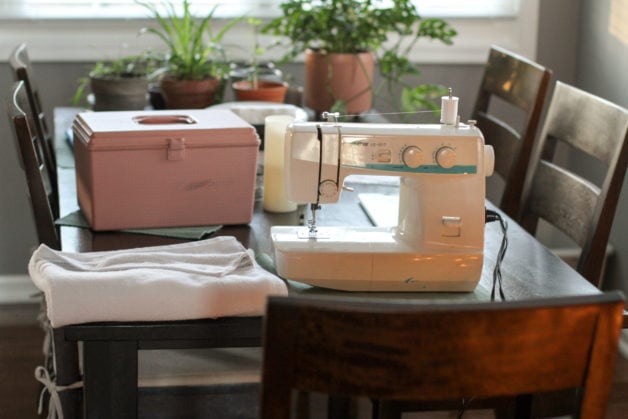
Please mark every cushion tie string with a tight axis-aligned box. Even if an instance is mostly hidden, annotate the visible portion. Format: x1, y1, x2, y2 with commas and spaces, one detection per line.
35, 366, 83, 419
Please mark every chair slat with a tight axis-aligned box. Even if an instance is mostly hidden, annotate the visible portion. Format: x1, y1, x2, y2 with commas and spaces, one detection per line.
527, 160, 600, 246
476, 111, 520, 177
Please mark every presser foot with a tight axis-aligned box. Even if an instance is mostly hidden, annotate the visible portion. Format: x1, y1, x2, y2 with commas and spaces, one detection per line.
307, 203, 321, 238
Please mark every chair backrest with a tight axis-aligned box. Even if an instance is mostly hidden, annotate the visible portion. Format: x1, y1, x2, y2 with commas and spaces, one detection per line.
6, 80, 60, 250
9, 43, 58, 218
472, 45, 552, 218
518, 82, 628, 287
260, 292, 625, 419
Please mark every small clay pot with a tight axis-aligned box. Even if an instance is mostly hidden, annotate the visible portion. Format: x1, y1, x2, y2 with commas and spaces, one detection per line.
160, 76, 221, 109
305, 49, 374, 114
232, 80, 288, 103
90, 76, 148, 111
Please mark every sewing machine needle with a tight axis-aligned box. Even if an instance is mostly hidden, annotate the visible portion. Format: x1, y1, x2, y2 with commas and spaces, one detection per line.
308, 203, 319, 238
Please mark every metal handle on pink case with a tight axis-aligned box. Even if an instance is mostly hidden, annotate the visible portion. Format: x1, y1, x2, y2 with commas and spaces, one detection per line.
133, 115, 197, 125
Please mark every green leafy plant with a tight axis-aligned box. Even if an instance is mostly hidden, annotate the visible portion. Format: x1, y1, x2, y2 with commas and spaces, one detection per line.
262, 0, 457, 117
246, 17, 267, 88
136, 0, 241, 81
231, 17, 285, 89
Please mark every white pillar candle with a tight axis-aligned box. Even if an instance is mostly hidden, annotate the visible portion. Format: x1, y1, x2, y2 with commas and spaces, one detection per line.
263, 115, 297, 213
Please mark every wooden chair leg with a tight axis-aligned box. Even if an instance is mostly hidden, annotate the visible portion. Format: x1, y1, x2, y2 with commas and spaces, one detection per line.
375, 400, 402, 419
328, 396, 352, 419
513, 394, 533, 419
295, 390, 310, 419
53, 329, 82, 418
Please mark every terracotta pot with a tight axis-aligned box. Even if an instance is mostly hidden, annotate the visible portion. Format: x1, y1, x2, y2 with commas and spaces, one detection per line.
90, 76, 148, 111
232, 80, 288, 103
305, 49, 374, 115
160, 76, 221, 109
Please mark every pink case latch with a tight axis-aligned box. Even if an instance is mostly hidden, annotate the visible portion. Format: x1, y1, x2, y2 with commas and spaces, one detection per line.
167, 138, 186, 161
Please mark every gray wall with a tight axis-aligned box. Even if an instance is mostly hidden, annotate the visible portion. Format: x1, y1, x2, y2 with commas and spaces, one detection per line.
534, 0, 627, 294
1, 0, 627, 298
1, 63, 87, 273
576, 0, 628, 293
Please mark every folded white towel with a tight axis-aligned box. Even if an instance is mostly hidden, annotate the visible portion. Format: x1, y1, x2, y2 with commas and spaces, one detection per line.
28, 236, 288, 327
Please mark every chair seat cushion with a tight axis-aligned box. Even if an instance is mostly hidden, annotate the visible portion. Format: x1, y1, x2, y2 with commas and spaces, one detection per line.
28, 237, 288, 327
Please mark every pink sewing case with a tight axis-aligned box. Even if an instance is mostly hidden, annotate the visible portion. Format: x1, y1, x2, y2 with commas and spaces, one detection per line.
72, 109, 260, 231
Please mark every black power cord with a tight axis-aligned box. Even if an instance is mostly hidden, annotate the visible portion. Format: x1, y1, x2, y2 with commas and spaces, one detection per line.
455, 211, 509, 419
485, 209, 508, 301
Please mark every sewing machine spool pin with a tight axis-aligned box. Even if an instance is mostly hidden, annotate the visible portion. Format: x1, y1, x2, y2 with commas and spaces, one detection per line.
321, 111, 340, 123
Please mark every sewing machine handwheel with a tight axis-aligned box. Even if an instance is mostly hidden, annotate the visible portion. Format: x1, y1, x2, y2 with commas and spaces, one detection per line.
319, 180, 338, 198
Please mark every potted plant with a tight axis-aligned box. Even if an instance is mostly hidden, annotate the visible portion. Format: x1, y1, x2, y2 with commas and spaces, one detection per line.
136, 0, 241, 109
73, 54, 158, 111
232, 18, 288, 103
262, 0, 457, 117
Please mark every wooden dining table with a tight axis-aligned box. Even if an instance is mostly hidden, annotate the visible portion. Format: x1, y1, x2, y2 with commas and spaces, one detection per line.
51, 107, 609, 418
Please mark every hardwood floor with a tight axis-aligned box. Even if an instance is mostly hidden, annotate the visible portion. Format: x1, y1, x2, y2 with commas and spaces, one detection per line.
606, 342, 628, 419
0, 303, 45, 419
1, 303, 627, 419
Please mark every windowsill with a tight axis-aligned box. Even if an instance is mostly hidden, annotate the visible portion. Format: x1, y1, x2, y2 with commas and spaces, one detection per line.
0, 1, 538, 64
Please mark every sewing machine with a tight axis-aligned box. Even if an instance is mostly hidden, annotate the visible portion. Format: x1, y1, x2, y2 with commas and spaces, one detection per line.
271, 97, 495, 291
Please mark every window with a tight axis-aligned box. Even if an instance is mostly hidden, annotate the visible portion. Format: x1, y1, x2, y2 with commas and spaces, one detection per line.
0, 0, 537, 63
0, 0, 519, 19
0, 0, 279, 19
416, 0, 519, 17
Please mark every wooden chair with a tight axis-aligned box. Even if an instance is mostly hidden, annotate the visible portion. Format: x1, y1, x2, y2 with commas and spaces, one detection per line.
8, 84, 263, 418
517, 81, 628, 288
7, 80, 67, 417
472, 45, 552, 218
9, 43, 58, 219
7, 83, 261, 418
6, 80, 60, 250
260, 292, 625, 419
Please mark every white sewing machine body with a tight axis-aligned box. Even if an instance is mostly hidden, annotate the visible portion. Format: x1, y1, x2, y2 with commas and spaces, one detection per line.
271, 119, 495, 292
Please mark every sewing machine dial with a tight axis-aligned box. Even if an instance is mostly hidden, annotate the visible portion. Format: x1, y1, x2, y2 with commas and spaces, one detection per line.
435, 146, 457, 169
402, 146, 423, 169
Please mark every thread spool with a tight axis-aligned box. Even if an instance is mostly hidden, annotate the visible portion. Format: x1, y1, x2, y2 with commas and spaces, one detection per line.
440, 87, 459, 125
